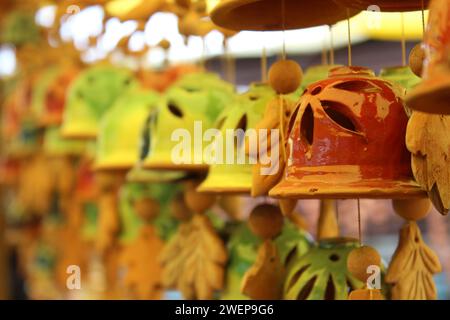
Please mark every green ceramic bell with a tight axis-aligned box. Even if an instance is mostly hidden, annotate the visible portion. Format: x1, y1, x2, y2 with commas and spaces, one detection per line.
302, 65, 341, 90
284, 238, 363, 300
221, 220, 312, 300
43, 125, 86, 157
95, 87, 160, 171
61, 66, 138, 139
197, 83, 276, 194
142, 72, 235, 171
379, 65, 421, 91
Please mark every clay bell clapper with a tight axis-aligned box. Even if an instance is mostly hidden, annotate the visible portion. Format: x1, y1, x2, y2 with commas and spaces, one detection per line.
210, 0, 360, 31
270, 66, 426, 199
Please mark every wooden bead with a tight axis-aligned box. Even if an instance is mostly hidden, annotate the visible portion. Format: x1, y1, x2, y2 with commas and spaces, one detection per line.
170, 193, 192, 221
248, 204, 283, 240
392, 198, 431, 221
184, 188, 216, 214
134, 198, 160, 222
268, 59, 303, 94
158, 39, 171, 50
347, 246, 381, 283
409, 44, 425, 78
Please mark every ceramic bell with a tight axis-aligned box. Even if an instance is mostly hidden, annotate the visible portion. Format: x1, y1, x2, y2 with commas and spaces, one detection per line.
269, 66, 426, 199
127, 109, 189, 183
221, 219, 311, 300
95, 87, 160, 171
301, 65, 342, 91
142, 72, 235, 171
30, 67, 60, 125
284, 238, 363, 300
197, 83, 276, 194
210, 0, 360, 31
42, 66, 80, 126
406, 0, 450, 114
61, 66, 138, 139
379, 66, 421, 92
335, 0, 429, 11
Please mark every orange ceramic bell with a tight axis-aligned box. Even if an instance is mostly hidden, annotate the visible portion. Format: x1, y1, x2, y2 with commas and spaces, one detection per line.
43, 66, 79, 126
335, 0, 429, 12
406, 0, 450, 114
210, 0, 360, 31
270, 66, 425, 199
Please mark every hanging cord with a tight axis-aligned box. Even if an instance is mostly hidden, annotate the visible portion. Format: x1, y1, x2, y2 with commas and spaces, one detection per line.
281, 0, 287, 60
346, 9, 352, 66
279, 0, 287, 162
401, 12, 406, 66
421, 0, 426, 35
279, 96, 287, 162
329, 25, 335, 65
261, 46, 268, 82
357, 199, 362, 246
321, 41, 328, 65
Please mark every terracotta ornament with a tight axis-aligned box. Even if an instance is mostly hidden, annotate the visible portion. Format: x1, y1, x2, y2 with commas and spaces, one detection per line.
241, 204, 285, 300
160, 213, 228, 299
119, 225, 164, 299
387, 199, 442, 299
210, 0, 360, 31
406, 112, 450, 214
270, 66, 426, 199
406, 0, 450, 114
160, 184, 227, 299
386, 221, 441, 299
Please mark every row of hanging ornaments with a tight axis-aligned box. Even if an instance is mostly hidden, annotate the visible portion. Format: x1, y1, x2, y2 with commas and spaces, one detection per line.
8, 0, 448, 301
206, 0, 450, 300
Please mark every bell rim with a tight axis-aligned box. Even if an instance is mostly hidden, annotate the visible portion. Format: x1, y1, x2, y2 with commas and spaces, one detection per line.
269, 177, 427, 199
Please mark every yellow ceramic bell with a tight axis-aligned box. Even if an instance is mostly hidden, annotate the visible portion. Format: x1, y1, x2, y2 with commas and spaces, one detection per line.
61, 66, 138, 139
197, 83, 276, 194
95, 87, 160, 171
142, 72, 235, 171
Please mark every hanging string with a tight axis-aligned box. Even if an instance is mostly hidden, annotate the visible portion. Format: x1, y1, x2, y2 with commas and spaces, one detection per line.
321, 41, 328, 66
401, 12, 406, 66
335, 200, 339, 228
281, 0, 287, 60
261, 46, 268, 82
357, 199, 362, 246
279, 96, 287, 162
329, 25, 335, 65
224, 39, 236, 84
346, 9, 352, 66
201, 37, 207, 69
421, 0, 426, 35
279, 0, 287, 162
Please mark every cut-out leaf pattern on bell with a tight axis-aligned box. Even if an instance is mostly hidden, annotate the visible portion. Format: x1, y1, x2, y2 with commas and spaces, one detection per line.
270, 66, 426, 199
